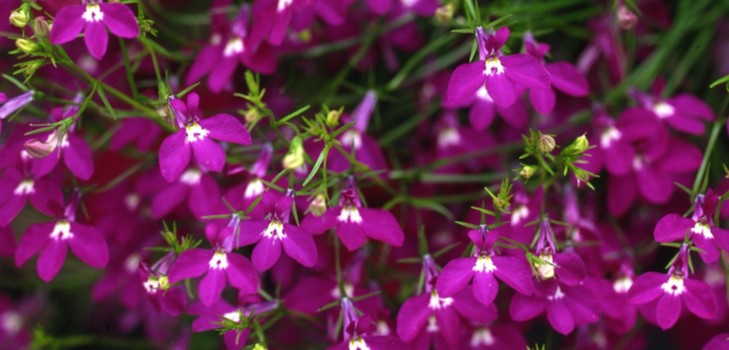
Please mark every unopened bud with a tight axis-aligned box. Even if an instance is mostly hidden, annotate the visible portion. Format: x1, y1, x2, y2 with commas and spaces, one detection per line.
17, 59, 44, 78
9, 8, 29, 28
325, 109, 341, 128
15, 38, 39, 54
434, 4, 454, 25
519, 165, 537, 180
252, 344, 268, 350
307, 193, 327, 216
534, 253, 555, 280
617, 4, 638, 30
245, 108, 261, 124
538, 134, 556, 153
158, 275, 170, 290
572, 135, 589, 153
282, 136, 305, 170
24, 133, 59, 158
33, 17, 50, 37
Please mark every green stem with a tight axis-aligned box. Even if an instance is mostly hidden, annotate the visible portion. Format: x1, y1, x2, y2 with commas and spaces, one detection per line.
691, 96, 729, 196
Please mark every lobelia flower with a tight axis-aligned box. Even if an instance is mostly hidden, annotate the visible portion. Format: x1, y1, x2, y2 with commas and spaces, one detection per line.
138, 255, 187, 317
396, 255, 496, 349
365, 0, 440, 16
158, 93, 251, 183
444, 26, 550, 109
223, 143, 273, 219
436, 225, 533, 306
0, 91, 34, 134
629, 79, 714, 135
15, 190, 109, 282
188, 299, 279, 349
151, 166, 223, 219
522, 32, 589, 115
654, 190, 729, 263
329, 297, 404, 350
627, 244, 717, 330
0, 152, 64, 227
301, 178, 404, 251
110, 118, 163, 152
186, 3, 276, 93
167, 222, 259, 307
235, 190, 317, 271
29, 95, 95, 181
49, 0, 140, 60
430, 110, 500, 174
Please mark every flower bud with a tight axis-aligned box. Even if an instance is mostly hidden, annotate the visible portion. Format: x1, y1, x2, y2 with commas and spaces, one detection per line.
534, 253, 555, 280
537, 134, 556, 153
617, 4, 638, 30
18, 59, 44, 78
325, 109, 341, 128
24, 134, 58, 158
519, 164, 537, 180
158, 275, 170, 291
307, 193, 327, 216
282, 136, 305, 170
245, 108, 261, 124
33, 17, 50, 37
572, 134, 589, 153
9, 8, 29, 28
15, 38, 39, 54
435, 4, 454, 25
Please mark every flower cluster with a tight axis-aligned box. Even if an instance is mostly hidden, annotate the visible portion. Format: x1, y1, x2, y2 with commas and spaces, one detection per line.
1, 0, 729, 349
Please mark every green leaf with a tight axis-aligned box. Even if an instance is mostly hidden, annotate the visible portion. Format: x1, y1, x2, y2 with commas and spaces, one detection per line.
96, 85, 116, 120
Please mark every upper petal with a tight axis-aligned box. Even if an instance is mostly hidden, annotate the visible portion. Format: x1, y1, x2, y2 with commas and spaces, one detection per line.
282, 228, 318, 267
168, 248, 213, 283
199, 114, 251, 145
435, 257, 476, 297
443, 62, 486, 108
68, 223, 108, 268
99, 3, 140, 38
49, 5, 86, 44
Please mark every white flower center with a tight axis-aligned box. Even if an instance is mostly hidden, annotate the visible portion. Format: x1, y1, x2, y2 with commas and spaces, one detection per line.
632, 156, 645, 171
484, 57, 505, 76
547, 286, 565, 301
428, 292, 454, 310
223, 37, 245, 57
223, 310, 242, 323
337, 206, 363, 224
600, 126, 622, 149
49, 221, 73, 240
473, 255, 497, 273
1, 312, 22, 335
653, 102, 675, 119
400, 0, 417, 7
263, 220, 286, 240
613, 276, 633, 294
179, 169, 202, 185
124, 193, 140, 211
244, 179, 265, 199
349, 337, 371, 350
511, 205, 529, 226
209, 251, 229, 270
277, 0, 294, 12
330, 283, 354, 299
124, 254, 141, 273
470, 327, 495, 347
535, 253, 555, 280
340, 130, 362, 150
82, 4, 104, 22
476, 86, 493, 102
210, 33, 222, 46
375, 320, 390, 336
437, 127, 461, 148
691, 222, 713, 239
184, 123, 210, 143
661, 275, 685, 296
14, 179, 35, 196
143, 277, 160, 293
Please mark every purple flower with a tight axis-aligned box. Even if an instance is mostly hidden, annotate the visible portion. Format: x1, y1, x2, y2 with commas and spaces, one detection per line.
49, 0, 140, 60
630, 79, 714, 135
0, 161, 63, 227
627, 245, 717, 329
522, 32, 589, 115
654, 190, 729, 263
329, 298, 405, 350
444, 27, 550, 109
236, 191, 317, 271
510, 280, 599, 335
0, 91, 33, 134
365, 0, 440, 16
15, 191, 109, 282
436, 225, 533, 306
151, 167, 222, 219
186, 4, 276, 92
301, 179, 404, 251
158, 93, 251, 183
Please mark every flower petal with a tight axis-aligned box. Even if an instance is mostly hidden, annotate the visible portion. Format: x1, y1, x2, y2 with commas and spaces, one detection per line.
99, 3, 140, 38
15, 222, 53, 267
63, 134, 94, 180
656, 294, 681, 330
199, 269, 226, 307
443, 62, 486, 108
395, 294, 429, 341
546, 62, 589, 96
226, 253, 259, 294
191, 138, 226, 172
84, 20, 109, 60
168, 248, 212, 283
68, 223, 108, 268
49, 5, 86, 44
683, 279, 717, 320
653, 214, 693, 242
627, 272, 666, 304
200, 114, 251, 145
436, 258, 475, 297
547, 299, 575, 335
252, 238, 282, 271
282, 227, 317, 267
502, 53, 550, 89
37, 240, 68, 282
158, 131, 191, 182
472, 271, 499, 306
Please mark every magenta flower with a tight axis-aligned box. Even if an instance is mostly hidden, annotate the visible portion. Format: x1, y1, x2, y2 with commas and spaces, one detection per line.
49, 0, 140, 60
365, 0, 439, 16
630, 79, 714, 135
0, 163, 63, 227
444, 27, 550, 109
329, 298, 405, 350
236, 191, 317, 271
627, 245, 717, 329
436, 225, 533, 306
301, 179, 404, 251
158, 93, 251, 183
522, 32, 589, 115
654, 190, 729, 263
167, 225, 259, 307
510, 280, 599, 335
15, 191, 108, 282
186, 4, 276, 93
151, 167, 222, 219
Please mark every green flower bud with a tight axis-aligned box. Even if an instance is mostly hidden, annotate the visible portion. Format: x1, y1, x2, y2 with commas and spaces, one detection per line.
9, 8, 29, 28
282, 136, 305, 170
537, 134, 556, 153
